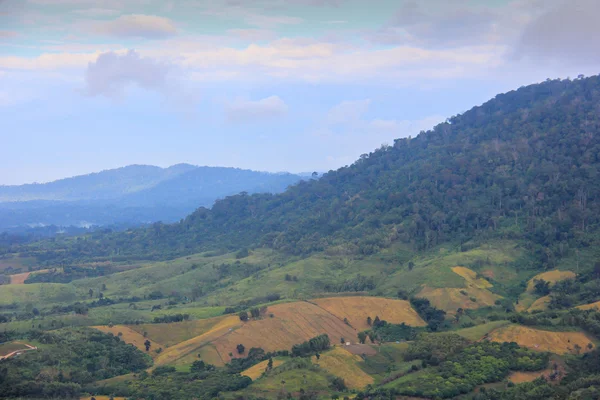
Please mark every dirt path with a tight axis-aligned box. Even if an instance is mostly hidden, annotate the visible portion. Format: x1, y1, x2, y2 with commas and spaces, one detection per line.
0, 343, 37, 360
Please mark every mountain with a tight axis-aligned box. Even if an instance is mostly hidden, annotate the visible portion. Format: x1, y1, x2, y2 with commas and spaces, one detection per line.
16, 75, 600, 264
0, 165, 303, 231
5, 76, 600, 400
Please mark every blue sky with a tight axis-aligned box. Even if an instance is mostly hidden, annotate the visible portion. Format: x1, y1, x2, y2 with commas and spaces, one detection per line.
0, 0, 598, 184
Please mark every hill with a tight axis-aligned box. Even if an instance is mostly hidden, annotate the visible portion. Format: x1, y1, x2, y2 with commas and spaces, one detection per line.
9, 75, 600, 269
0, 165, 303, 231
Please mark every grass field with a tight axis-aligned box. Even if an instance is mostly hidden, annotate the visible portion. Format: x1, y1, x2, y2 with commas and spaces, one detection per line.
128, 317, 229, 346
526, 270, 576, 292
0, 341, 30, 356
451, 266, 493, 289
241, 358, 287, 380
312, 346, 374, 389
487, 325, 595, 354
246, 368, 331, 395
0, 283, 80, 308
92, 325, 162, 356
154, 315, 242, 367
311, 296, 426, 330
0, 256, 36, 273
453, 320, 511, 341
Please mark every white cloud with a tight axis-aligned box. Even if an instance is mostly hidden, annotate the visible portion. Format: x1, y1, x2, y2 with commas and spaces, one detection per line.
514, 0, 600, 66
72, 8, 120, 17
84, 49, 170, 97
225, 95, 288, 122
93, 14, 178, 39
227, 29, 276, 42
326, 99, 371, 125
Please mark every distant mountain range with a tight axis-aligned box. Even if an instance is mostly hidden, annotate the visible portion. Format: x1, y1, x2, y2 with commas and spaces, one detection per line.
0, 164, 305, 232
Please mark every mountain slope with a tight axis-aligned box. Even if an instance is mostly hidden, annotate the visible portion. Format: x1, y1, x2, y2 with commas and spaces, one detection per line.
6, 76, 600, 267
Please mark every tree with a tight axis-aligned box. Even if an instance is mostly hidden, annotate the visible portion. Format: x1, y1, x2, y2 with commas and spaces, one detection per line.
144, 339, 151, 352
358, 332, 367, 344
367, 316, 372, 326
373, 316, 381, 327
102, 283, 107, 291
250, 307, 260, 318
237, 344, 245, 354
89, 288, 93, 298
239, 311, 249, 322
408, 261, 415, 271
267, 357, 273, 371
340, 337, 345, 344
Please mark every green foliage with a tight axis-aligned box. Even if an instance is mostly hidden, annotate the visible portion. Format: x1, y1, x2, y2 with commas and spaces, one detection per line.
0, 328, 151, 398
291, 334, 331, 357
410, 297, 447, 331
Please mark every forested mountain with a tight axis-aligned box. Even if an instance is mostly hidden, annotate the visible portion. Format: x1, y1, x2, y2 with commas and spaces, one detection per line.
0, 165, 303, 231
10, 75, 600, 264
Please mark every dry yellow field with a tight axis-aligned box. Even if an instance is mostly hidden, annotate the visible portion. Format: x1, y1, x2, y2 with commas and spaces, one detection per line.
211, 302, 358, 363
129, 317, 228, 346
312, 346, 374, 389
417, 285, 501, 313
526, 270, 576, 292
528, 295, 551, 312
81, 397, 127, 400
577, 301, 600, 311
451, 266, 493, 289
488, 325, 594, 354
92, 325, 162, 357
154, 315, 242, 367
241, 358, 286, 380
312, 296, 426, 331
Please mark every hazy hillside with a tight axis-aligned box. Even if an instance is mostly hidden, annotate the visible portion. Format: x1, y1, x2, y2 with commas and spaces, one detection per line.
16, 76, 600, 264
0, 165, 303, 231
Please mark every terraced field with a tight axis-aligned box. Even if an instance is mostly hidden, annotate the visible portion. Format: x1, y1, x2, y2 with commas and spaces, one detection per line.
311, 296, 426, 330
487, 325, 594, 354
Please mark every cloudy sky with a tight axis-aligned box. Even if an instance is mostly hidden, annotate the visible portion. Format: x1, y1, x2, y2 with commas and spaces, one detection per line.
0, 0, 598, 184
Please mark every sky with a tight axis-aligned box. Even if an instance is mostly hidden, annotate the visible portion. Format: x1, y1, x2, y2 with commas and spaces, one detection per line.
0, 0, 598, 185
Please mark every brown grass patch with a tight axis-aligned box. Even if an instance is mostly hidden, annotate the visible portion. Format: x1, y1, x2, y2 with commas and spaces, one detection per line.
312, 296, 426, 331
528, 295, 551, 312
488, 325, 594, 354
129, 317, 228, 346
92, 325, 162, 357
577, 301, 600, 311
241, 358, 286, 380
526, 270, 576, 292
154, 315, 241, 367
509, 369, 552, 384
312, 346, 374, 389
8, 269, 50, 284
417, 286, 501, 314
452, 266, 493, 289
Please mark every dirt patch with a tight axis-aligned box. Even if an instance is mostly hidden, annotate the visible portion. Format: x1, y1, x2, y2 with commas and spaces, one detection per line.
488, 325, 594, 355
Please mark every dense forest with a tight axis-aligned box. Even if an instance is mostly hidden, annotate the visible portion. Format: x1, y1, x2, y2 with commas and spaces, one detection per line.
7, 75, 600, 267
